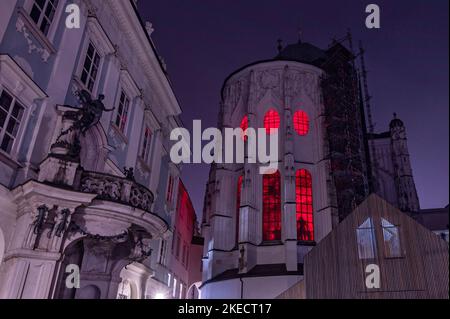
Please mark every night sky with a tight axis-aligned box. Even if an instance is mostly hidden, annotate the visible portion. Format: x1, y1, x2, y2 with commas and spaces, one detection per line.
137, 0, 449, 216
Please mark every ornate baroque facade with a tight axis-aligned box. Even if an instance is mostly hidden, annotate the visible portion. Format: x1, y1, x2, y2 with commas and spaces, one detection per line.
0, 0, 198, 299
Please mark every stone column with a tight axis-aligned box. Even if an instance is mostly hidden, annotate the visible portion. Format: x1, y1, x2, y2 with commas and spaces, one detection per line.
283, 67, 298, 271
238, 71, 259, 274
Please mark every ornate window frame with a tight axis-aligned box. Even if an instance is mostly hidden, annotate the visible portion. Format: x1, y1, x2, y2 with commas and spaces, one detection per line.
110, 69, 141, 143
23, 0, 65, 42
138, 107, 159, 168
0, 55, 47, 165
73, 17, 115, 96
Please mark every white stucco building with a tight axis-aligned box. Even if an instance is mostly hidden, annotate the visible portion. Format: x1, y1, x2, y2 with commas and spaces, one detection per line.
0, 0, 189, 299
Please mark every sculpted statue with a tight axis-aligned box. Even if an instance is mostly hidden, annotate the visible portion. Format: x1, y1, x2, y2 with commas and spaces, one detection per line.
75, 90, 114, 135
123, 167, 135, 180
54, 208, 71, 237
33, 205, 49, 235
58, 90, 114, 140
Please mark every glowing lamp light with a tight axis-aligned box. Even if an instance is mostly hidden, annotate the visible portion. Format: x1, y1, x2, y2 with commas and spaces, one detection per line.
154, 292, 166, 299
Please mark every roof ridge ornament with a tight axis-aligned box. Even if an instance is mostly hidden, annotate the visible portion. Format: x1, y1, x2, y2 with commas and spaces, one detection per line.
277, 38, 283, 54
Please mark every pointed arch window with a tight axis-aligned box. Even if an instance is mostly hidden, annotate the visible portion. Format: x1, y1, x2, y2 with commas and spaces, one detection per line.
236, 175, 243, 244
296, 169, 314, 241
263, 170, 281, 241
263, 109, 280, 135
381, 218, 402, 258
240, 115, 248, 141
357, 218, 376, 259
293, 110, 309, 136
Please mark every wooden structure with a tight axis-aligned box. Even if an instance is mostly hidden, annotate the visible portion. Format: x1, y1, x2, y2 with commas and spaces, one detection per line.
278, 194, 449, 299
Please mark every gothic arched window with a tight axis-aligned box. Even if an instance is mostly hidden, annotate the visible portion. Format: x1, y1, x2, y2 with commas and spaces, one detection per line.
296, 169, 314, 241
263, 170, 281, 241
236, 175, 243, 244
263, 109, 280, 135
240, 115, 248, 141
293, 110, 309, 136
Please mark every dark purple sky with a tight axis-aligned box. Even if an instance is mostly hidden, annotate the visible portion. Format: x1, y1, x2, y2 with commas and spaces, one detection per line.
138, 0, 449, 215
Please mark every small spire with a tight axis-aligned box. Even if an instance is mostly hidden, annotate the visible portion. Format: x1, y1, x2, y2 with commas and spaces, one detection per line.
298, 27, 303, 44
277, 38, 283, 54
145, 21, 154, 36
393, 112, 397, 119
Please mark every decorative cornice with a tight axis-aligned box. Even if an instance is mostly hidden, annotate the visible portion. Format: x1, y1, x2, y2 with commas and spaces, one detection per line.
15, 7, 57, 62
106, 0, 182, 117
0, 54, 47, 103
86, 16, 115, 57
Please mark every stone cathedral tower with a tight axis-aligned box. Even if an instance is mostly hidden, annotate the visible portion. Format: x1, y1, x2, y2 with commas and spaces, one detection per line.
200, 40, 369, 299
200, 37, 421, 299
389, 115, 420, 212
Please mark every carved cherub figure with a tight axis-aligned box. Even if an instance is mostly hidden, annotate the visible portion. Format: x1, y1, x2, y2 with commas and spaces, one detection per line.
33, 205, 49, 235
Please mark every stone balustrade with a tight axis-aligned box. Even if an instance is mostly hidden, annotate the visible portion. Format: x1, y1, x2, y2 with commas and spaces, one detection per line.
79, 171, 154, 213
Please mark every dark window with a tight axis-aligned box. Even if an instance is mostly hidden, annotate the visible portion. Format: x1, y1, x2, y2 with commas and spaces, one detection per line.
158, 239, 166, 265
0, 90, 25, 154
296, 169, 314, 241
175, 233, 181, 259
30, 0, 59, 36
81, 43, 101, 92
236, 175, 243, 244
171, 228, 176, 251
182, 242, 187, 266
140, 126, 152, 161
114, 91, 130, 133
262, 170, 281, 241
166, 175, 174, 203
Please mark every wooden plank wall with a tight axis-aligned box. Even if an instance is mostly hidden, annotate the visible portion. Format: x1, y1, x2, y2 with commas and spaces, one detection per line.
302, 194, 449, 299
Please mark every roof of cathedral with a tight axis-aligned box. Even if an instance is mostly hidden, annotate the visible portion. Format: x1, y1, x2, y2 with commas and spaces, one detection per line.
275, 41, 327, 65
220, 39, 354, 99
366, 131, 391, 140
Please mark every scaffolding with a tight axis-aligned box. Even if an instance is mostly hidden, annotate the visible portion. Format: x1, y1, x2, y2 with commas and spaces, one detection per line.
321, 35, 370, 221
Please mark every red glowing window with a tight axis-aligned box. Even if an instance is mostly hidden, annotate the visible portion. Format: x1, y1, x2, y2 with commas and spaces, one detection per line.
263, 170, 281, 241
236, 175, 243, 244
293, 111, 309, 136
240, 115, 248, 141
263, 109, 280, 135
296, 169, 314, 241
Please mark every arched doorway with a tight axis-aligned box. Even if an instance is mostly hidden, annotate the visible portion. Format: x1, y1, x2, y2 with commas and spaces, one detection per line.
186, 282, 201, 299
53, 240, 84, 299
